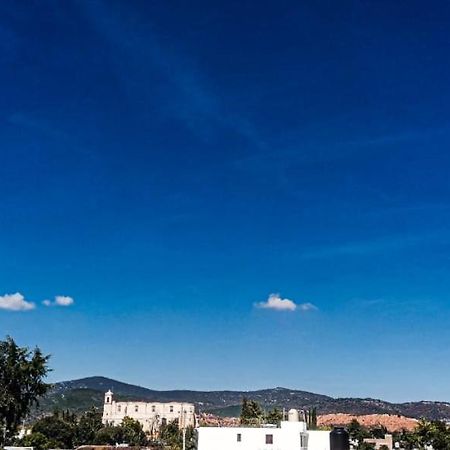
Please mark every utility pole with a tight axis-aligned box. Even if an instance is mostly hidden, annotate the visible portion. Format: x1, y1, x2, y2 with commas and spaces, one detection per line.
181, 408, 188, 450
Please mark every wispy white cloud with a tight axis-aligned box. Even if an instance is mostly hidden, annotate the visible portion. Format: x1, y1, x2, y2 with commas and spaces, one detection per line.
0, 293, 35, 311
299, 232, 443, 260
255, 293, 317, 312
42, 295, 74, 307
80, 1, 265, 149
298, 302, 318, 312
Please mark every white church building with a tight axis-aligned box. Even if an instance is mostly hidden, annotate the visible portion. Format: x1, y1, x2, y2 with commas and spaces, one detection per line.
102, 390, 195, 435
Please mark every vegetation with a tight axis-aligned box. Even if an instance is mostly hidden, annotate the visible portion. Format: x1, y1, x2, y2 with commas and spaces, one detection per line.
17, 409, 103, 450
160, 419, 196, 450
240, 398, 264, 425
16, 409, 194, 450
0, 336, 51, 447
399, 419, 450, 450
34, 376, 450, 421
304, 407, 318, 430
347, 418, 371, 442
346, 418, 450, 450
240, 398, 285, 426
5, 335, 450, 450
264, 407, 283, 425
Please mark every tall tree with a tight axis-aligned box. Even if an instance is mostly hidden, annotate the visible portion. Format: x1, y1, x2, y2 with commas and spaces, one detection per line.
75, 408, 103, 446
120, 416, 147, 446
265, 408, 283, 425
94, 425, 124, 445
32, 412, 76, 449
17, 431, 51, 450
347, 418, 370, 443
0, 336, 50, 446
159, 419, 195, 450
412, 419, 450, 450
304, 408, 318, 430
240, 398, 264, 425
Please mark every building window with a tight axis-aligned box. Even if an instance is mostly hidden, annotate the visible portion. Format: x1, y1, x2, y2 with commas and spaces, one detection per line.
300, 434, 308, 448
135, 405, 139, 412
237, 433, 242, 442
152, 405, 156, 412
118, 405, 121, 412
170, 406, 174, 413
265, 434, 273, 445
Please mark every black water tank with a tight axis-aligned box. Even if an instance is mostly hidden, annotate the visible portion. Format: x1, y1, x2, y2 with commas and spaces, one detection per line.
330, 427, 349, 450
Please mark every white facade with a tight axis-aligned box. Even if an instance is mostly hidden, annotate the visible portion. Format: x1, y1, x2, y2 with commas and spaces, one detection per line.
102, 390, 195, 434
197, 412, 331, 450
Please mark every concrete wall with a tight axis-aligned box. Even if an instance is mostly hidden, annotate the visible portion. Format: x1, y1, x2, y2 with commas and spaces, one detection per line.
197, 421, 330, 450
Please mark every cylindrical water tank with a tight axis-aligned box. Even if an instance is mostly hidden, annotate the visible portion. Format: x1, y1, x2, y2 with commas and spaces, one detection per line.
288, 409, 299, 422
330, 427, 349, 450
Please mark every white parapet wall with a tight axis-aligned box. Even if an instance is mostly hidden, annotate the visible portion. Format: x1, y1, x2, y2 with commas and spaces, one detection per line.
197, 421, 331, 450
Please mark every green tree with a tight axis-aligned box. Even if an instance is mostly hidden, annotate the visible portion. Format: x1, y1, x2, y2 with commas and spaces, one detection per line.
347, 419, 370, 443
94, 425, 124, 445
158, 419, 196, 450
240, 398, 264, 425
16, 432, 51, 450
265, 408, 283, 425
75, 408, 103, 446
394, 428, 416, 450
121, 416, 147, 446
160, 419, 181, 449
32, 411, 76, 449
183, 426, 196, 450
0, 336, 50, 446
304, 408, 318, 430
370, 425, 388, 439
358, 443, 375, 450
411, 419, 450, 450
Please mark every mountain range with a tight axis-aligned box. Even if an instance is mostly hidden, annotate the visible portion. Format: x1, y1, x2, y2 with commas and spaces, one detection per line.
38, 376, 450, 421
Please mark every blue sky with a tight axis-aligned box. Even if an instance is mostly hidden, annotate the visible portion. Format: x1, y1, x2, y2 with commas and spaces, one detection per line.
2, 0, 450, 402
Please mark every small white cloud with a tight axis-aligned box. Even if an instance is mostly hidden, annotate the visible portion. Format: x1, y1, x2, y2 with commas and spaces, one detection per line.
0, 293, 35, 311
42, 295, 74, 307
255, 293, 298, 311
255, 294, 318, 313
298, 302, 318, 312
55, 295, 74, 306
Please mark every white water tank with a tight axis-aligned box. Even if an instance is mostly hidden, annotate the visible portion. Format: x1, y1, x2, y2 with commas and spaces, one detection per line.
288, 408, 299, 422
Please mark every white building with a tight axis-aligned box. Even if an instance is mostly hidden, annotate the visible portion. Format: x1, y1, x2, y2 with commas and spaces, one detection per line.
197, 410, 334, 450
102, 390, 195, 435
